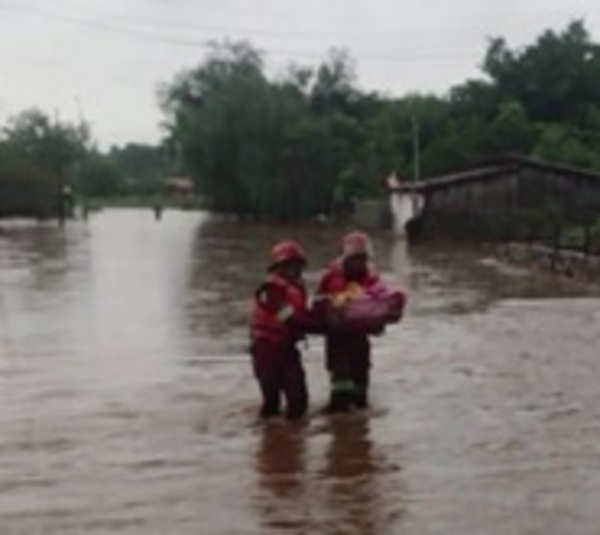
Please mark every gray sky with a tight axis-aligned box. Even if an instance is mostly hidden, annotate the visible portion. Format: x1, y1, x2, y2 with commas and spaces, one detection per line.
1, 0, 598, 148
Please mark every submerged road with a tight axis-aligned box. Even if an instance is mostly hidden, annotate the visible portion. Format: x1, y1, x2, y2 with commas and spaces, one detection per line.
1, 209, 599, 534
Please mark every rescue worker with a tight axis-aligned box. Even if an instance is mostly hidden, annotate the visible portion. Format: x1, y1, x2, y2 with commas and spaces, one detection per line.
250, 240, 316, 420
318, 231, 384, 413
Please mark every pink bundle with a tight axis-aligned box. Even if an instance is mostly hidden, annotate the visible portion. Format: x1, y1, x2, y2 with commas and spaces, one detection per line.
343, 288, 406, 324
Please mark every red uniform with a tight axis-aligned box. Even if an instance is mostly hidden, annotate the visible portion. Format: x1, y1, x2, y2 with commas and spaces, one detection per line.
318, 261, 383, 411
250, 273, 310, 419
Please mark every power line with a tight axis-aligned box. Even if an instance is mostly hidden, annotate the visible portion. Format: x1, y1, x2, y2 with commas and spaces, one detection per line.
0, 0, 473, 39
0, 2, 213, 48
6, 0, 366, 38
0, 1, 477, 65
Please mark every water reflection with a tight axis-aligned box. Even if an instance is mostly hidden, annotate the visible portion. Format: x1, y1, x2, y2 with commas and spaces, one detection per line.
0, 221, 91, 358
388, 236, 415, 290
185, 218, 262, 337
319, 416, 403, 534
2, 209, 599, 534
0, 222, 80, 291
252, 416, 405, 535
253, 422, 310, 532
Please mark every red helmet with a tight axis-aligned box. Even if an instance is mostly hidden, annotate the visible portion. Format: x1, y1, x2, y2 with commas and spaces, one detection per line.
269, 240, 306, 269
342, 231, 373, 259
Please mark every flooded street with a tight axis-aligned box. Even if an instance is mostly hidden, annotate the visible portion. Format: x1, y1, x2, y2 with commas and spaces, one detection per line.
1, 209, 600, 534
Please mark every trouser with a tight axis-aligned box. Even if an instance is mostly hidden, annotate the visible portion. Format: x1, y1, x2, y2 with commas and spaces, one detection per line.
251, 340, 308, 419
325, 334, 371, 412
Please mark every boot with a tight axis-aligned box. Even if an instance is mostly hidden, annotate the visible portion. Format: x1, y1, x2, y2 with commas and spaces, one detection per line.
325, 390, 353, 414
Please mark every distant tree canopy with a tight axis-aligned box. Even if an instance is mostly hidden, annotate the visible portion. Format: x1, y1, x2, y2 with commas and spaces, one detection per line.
0, 109, 89, 218
161, 21, 600, 221
3, 21, 600, 221
2, 108, 89, 178
161, 44, 405, 221
0, 155, 57, 218
106, 143, 172, 196
76, 143, 172, 200
0, 109, 171, 217
77, 152, 125, 198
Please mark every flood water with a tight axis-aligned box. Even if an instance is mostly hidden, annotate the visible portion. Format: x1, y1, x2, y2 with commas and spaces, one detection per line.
1, 209, 600, 534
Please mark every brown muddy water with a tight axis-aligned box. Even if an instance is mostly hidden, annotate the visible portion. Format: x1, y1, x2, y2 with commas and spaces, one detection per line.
1, 209, 600, 534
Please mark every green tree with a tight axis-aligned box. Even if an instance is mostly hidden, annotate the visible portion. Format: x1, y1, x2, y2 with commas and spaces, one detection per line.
0, 152, 57, 218
78, 153, 125, 198
156, 23, 600, 222
310, 49, 358, 115
2, 108, 89, 183
488, 100, 535, 154
108, 143, 171, 195
483, 20, 600, 123
533, 123, 597, 168
161, 42, 272, 216
161, 42, 368, 220
0, 109, 90, 219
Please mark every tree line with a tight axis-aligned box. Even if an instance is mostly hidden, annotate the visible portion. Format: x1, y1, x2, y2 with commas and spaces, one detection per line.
0, 111, 171, 218
162, 20, 600, 221
2, 20, 600, 221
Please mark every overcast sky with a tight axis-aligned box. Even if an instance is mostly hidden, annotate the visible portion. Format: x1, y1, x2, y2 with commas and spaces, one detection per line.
1, 0, 598, 148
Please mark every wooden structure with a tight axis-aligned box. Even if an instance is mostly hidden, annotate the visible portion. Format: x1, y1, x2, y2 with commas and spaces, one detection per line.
163, 177, 195, 202
390, 155, 600, 243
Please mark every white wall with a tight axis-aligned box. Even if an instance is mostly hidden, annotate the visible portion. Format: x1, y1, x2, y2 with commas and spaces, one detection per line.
389, 192, 423, 237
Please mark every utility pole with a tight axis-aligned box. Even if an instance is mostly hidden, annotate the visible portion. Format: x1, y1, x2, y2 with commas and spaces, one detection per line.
74, 95, 87, 220
411, 115, 420, 182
